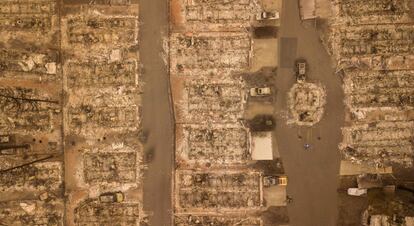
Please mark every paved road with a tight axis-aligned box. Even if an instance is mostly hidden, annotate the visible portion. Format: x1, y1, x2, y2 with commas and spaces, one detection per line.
274, 0, 345, 225
140, 0, 173, 225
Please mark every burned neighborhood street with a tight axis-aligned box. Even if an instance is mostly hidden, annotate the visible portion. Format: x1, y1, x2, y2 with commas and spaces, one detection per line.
0, 0, 413, 226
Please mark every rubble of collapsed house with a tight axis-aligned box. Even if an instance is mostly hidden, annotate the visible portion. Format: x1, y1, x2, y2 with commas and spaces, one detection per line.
176, 123, 249, 167
360, 196, 414, 226
341, 121, 413, 167
0, 0, 58, 38
61, 2, 142, 225
0, 48, 58, 78
84, 0, 134, 5
82, 146, 140, 185
174, 214, 263, 226
176, 79, 246, 123
0, 133, 60, 167
170, 0, 287, 223
175, 170, 263, 211
0, 199, 64, 226
0, 162, 62, 192
328, 0, 414, 168
337, 171, 414, 225
171, 0, 263, 31
63, 16, 138, 48
0, 0, 64, 224
363, 215, 414, 226
65, 59, 138, 88
287, 82, 326, 126
332, 0, 412, 25
169, 32, 252, 77
0, 86, 60, 132
67, 87, 140, 137
74, 198, 140, 226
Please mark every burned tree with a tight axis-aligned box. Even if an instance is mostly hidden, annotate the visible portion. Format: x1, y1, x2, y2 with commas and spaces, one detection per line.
0, 87, 58, 116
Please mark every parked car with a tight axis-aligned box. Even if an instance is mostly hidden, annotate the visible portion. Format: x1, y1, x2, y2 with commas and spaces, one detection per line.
264, 176, 288, 186
256, 11, 280, 20
250, 87, 271, 96
99, 192, 124, 203
295, 59, 307, 82
347, 188, 367, 196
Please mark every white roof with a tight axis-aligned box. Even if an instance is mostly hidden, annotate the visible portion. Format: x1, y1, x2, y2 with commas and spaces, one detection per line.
250, 132, 273, 160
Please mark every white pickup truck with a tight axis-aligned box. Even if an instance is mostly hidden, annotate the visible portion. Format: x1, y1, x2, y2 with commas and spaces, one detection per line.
347, 188, 367, 196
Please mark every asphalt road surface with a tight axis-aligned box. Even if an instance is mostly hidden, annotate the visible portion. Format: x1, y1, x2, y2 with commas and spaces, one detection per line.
274, 0, 345, 225
140, 0, 173, 225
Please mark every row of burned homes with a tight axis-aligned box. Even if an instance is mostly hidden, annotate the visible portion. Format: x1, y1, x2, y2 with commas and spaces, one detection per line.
0, 0, 143, 225
332, 0, 414, 168
62, 1, 143, 225
0, 0, 65, 225
329, 0, 414, 224
170, 0, 288, 225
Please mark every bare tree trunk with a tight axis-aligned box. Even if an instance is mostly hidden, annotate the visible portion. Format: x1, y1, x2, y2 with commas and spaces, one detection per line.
0, 154, 55, 174
0, 144, 30, 151
0, 94, 58, 104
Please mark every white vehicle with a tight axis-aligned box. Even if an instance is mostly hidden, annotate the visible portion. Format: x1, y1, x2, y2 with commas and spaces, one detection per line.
347, 188, 367, 196
250, 87, 271, 96
256, 11, 280, 21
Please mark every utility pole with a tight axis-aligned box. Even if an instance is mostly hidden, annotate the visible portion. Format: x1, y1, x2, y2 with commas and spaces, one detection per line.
0, 155, 55, 174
